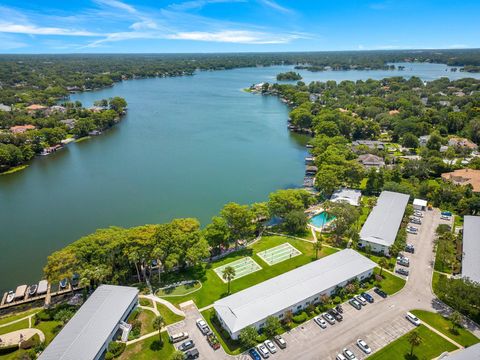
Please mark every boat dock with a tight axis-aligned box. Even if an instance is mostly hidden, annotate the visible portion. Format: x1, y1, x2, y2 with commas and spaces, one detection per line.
0, 284, 77, 310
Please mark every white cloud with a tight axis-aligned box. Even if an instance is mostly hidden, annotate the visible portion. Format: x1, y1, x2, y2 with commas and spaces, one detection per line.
167, 30, 300, 43
257, 0, 293, 14
93, 0, 137, 14
0, 22, 98, 36
168, 0, 246, 11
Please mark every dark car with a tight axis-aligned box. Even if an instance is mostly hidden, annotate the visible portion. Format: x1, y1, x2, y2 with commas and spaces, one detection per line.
361, 292, 374, 303
374, 287, 387, 298
249, 348, 262, 360
329, 309, 343, 321
405, 244, 415, 254
178, 340, 195, 352
184, 349, 199, 359
335, 304, 343, 313
207, 334, 220, 350
396, 268, 409, 276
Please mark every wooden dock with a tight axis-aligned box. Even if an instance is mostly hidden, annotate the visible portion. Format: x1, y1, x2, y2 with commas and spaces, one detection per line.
0, 285, 77, 310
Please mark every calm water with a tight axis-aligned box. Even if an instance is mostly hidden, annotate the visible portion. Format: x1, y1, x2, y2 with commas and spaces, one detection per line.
1, 63, 479, 292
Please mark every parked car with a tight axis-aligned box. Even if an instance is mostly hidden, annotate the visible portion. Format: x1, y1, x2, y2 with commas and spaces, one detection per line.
257, 344, 270, 359
406, 312, 421, 326
410, 217, 422, 225
273, 335, 287, 349
413, 210, 423, 217
184, 349, 199, 359
397, 256, 410, 267
361, 292, 374, 303
336, 354, 347, 360
396, 268, 409, 276
196, 318, 211, 335
374, 287, 387, 298
407, 227, 418, 234
329, 308, 343, 321
207, 333, 220, 350
314, 315, 327, 328
335, 304, 343, 313
264, 339, 277, 354
343, 348, 357, 360
322, 312, 336, 324
349, 298, 362, 310
170, 332, 189, 343
178, 340, 195, 352
441, 215, 451, 221
441, 211, 452, 216
356, 339, 372, 354
354, 295, 367, 306
249, 348, 262, 360
405, 244, 415, 253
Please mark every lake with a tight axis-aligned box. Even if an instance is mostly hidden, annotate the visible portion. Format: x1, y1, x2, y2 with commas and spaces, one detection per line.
1, 63, 479, 292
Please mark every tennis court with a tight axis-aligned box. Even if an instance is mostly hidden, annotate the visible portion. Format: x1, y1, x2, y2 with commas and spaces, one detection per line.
214, 257, 262, 282
257, 242, 302, 266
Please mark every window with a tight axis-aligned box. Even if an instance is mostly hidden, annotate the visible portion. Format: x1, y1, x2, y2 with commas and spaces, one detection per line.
314, 297, 318, 301
360, 275, 364, 279
306, 301, 310, 305
259, 323, 264, 328
297, 305, 302, 310
278, 314, 283, 319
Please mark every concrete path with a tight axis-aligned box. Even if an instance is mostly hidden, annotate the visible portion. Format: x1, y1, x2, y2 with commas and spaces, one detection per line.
126, 328, 166, 345
140, 294, 185, 317
0, 312, 38, 328
138, 305, 159, 316
0, 328, 45, 346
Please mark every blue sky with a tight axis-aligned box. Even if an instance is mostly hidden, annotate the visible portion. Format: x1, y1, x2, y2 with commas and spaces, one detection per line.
0, 0, 479, 53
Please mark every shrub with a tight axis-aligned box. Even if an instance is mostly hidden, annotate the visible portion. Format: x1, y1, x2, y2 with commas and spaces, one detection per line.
105, 352, 114, 360
128, 308, 141, 322
108, 341, 126, 357
333, 296, 342, 304
255, 333, 267, 342
292, 312, 307, 324
139, 298, 151, 307
0, 344, 19, 355
20, 334, 41, 350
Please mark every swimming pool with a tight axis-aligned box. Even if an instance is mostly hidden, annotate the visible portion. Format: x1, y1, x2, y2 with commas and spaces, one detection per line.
309, 212, 335, 228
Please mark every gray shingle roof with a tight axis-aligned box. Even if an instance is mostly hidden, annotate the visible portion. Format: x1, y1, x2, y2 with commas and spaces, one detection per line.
360, 191, 410, 247
214, 249, 376, 334
38, 285, 138, 360
462, 216, 480, 283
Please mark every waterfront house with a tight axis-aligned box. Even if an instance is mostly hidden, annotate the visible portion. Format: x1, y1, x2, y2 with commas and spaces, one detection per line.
352, 140, 386, 151
10, 125, 36, 134
441, 169, 480, 192
26, 104, 47, 114
330, 188, 362, 206
60, 118, 76, 130
47, 105, 67, 114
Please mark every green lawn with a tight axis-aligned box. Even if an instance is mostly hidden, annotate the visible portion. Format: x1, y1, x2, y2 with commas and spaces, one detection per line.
155, 302, 184, 325
0, 309, 40, 326
119, 332, 174, 360
138, 309, 156, 334
202, 308, 243, 355
357, 249, 396, 270
156, 281, 201, 297
158, 236, 337, 308
369, 325, 458, 360
0, 319, 29, 335
374, 268, 406, 294
139, 298, 153, 307
34, 320, 62, 344
411, 310, 479, 347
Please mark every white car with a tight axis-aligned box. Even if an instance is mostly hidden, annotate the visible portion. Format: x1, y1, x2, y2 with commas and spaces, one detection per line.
354, 295, 367, 306
257, 344, 270, 358
336, 354, 347, 360
441, 215, 451, 221
343, 348, 357, 360
406, 312, 421, 326
264, 339, 277, 354
356, 339, 372, 354
322, 312, 336, 324
314, 315, 327, 328
413, 211, 423, 218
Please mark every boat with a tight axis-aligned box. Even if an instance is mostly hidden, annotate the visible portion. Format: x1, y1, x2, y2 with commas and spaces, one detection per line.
71, 273, 80, 288
59, 278, 68, 289
6, 291, 15, 303
15, 285, 27, 300
37, 280, 48, 295
28, 284, 38, 296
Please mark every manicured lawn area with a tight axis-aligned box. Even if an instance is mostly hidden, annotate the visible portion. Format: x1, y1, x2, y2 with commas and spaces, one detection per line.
158, 236, 337, 308
357, 249, 396, 270
0, 308, 40, 326
432, 271, 445, 296
156, 281, 201, 297
369, 325, 458, 360
138, 308, 156, 334
119, 332, 174, 360
202, 308, 243, 355
155, 302, 184, 325
139, 298, 153, 307
34, 320, 62, 344
411, 310, 479, 347
373, 268, 406, 294
0, 319, 29, 335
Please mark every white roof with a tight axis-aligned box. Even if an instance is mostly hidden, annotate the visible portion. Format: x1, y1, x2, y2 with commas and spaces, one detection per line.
360, 191, 410, 247
462, 216, 480, 283
413, 198, 427, 207
214, 249, 376, 334
39, 285, 138, 360
442, 343, 480, 359
330, 188, 362, 206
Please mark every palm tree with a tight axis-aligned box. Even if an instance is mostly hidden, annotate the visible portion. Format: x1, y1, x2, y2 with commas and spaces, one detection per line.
313, 238, 323, 260
222, 266, 236, 294
408, 330, 422, 356
378, 257, 389, 277
153, 315, 165, 343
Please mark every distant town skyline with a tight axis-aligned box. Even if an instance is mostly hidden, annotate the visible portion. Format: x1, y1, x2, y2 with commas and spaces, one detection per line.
0, 0, 479, 53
